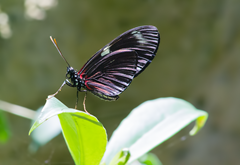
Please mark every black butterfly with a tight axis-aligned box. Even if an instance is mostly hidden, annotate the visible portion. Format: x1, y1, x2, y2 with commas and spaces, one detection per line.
49, 25, 160, 110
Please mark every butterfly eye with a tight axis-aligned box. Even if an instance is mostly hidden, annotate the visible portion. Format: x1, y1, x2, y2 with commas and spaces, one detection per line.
66, 73, 71, 79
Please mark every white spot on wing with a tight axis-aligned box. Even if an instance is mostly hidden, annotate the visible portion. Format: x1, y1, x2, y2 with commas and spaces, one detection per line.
131, 31, 138, 34
101, 46, 110, 56
132, 31, 146, 44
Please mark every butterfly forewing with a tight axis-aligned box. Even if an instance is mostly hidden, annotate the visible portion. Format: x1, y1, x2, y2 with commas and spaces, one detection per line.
103, 26, 159, 77
83, 49, 138, 100
78, 25, 160, 77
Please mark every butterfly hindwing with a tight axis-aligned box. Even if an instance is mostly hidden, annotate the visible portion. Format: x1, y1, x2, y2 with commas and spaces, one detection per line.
83, 49, 138, 100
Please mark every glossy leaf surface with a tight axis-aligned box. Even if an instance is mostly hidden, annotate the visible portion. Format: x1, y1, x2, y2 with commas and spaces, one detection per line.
101, 97, 208, 164
30, 97, 107, 165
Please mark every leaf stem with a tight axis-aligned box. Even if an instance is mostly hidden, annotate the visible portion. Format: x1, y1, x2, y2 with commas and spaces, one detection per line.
0, 100, 36, 120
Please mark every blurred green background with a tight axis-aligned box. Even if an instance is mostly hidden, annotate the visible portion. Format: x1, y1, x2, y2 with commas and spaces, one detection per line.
0, 0, 240, 164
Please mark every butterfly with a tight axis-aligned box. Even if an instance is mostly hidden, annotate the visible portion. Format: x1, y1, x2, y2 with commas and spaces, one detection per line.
49, 25, 160, 111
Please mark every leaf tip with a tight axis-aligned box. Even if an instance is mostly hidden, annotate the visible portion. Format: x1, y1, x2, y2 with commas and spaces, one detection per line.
190, 113, 208, 136
29, 121, 39, 136
28, 127, 34, 136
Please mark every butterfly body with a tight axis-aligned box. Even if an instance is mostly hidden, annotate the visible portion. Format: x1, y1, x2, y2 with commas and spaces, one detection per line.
64, 67, 82, 88
50, 25, 160, 102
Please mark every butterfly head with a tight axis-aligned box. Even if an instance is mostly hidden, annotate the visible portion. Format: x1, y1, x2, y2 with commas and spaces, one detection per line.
65, 67, 79, 87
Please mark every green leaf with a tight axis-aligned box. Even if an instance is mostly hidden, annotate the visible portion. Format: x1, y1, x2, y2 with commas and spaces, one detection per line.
109, 148, 130, 165
0, 110, 11, 143
101, 97, 208, 164
137, 153, 162, 165
29, 106, 62, 153
29, 97, 107, 165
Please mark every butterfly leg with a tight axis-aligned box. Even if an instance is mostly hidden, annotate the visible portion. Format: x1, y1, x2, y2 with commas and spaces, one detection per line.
48, 81, 66, 99
75, 91, 79, 109
83, 91, 90, 115
75, 89, 90, 115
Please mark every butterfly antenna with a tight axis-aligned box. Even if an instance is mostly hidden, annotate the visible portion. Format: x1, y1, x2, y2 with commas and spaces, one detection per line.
50, 36, 70, 67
